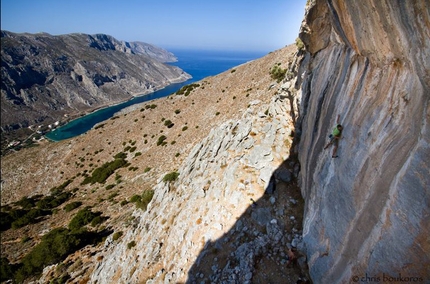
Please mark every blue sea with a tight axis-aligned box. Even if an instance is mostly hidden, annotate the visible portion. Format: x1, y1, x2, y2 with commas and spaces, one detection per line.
45, 49, 267, 141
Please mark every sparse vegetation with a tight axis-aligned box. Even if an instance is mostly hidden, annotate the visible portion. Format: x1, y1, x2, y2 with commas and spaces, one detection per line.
64, 201, 82, 212
129, 190, 154, 211
164, 119, 174, 128
157, 135, 167, 146
163, 171, 179, 183
81, 153, 128, 185
176, 83, 200, 96
270, 64, 287, 82
127, 241, 136, 249
112, 231, 123, 241
11, 225, 109, 283
68, 207, 103, 231
295, 37, 305, 51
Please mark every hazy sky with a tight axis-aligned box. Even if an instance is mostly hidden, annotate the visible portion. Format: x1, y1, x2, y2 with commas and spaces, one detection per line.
1, 0, 307, 52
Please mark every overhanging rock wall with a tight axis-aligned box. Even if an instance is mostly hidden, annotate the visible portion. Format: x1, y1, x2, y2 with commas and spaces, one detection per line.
297, 0, 430, 282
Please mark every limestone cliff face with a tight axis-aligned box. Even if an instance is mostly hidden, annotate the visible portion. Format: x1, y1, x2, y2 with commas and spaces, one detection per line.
297, 0, 430, 282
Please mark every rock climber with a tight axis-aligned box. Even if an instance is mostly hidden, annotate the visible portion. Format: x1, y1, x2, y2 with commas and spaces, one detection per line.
286, 247, 298, 267
324, 115, 343, 158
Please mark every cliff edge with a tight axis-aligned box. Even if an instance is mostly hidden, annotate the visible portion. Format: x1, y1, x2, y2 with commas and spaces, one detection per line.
297, 0, 429, 282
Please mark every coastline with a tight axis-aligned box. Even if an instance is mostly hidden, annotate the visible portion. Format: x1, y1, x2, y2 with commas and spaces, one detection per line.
44, 77, 194, 141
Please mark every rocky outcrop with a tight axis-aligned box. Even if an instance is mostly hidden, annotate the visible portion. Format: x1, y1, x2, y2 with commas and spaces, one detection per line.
297, 0, 430, 282
0, 31, 190, 135
88, 83, 305, 283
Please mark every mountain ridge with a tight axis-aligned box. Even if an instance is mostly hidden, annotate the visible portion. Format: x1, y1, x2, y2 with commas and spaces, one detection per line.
1, 31, 190, 145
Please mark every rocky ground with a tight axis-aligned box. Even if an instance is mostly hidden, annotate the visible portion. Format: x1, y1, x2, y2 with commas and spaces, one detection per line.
1, 44, 311, 283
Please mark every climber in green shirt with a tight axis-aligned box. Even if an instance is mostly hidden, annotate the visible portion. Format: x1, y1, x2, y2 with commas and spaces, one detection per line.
324, 115, 343, 158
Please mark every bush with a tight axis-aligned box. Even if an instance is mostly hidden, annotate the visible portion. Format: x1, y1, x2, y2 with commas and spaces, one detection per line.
68, 207, 101, 231
157, 135, 167, 146
130, 195, 141, 203
127, 241, 136, 249
1, 257, 16, 282
15, 228, 81, 282
82, 153, 128, 185
174, 109, 181, 114
90, 216, 104, 227
270, 65, 287, 82
112, 231, 123, 241
295, 37, 305, 50
163, 172, 179, 183
176, 83, 200, 96
64, 201, 82, 212
164, 120, 174, 128
130, 190, 154, 211
136, 190, 154, 211
14, 196, 37, 209
11, 208, 50, 229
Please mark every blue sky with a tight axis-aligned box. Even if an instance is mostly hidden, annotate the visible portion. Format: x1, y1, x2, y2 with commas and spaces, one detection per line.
1, 0, 307, 52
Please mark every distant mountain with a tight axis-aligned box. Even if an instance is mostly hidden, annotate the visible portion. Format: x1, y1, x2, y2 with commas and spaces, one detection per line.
0, 31, 191, 140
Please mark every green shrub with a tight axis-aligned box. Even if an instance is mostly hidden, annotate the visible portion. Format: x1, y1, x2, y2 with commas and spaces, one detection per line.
11, 208, 50, 229
145, 104, 157, 109
81, 153, 128, 185
64, 201, 82, 212
175, 109, 181, 114
14, 196, 37, 209
127, 241, 136, 249
108, 192, 118, 200
163, 172, 179, 183
15, 228, 81, 282
270, 65, 287, 82
134, 152, 142, 157
164, 120, 174, 128
90, 216, 104, 227
157, 135, 167, 146
1, 257, 16, 282
182, 126, 188, 131
1, 210, 23, 231
105, 184, 115, 190
136, 190, 154, 211
112, 231, 123, 241
176, 83, 200, 96
295, 37, 305, 50
130, 195, 141, 203
68, 207, 101, 231
144, 167, 151, 173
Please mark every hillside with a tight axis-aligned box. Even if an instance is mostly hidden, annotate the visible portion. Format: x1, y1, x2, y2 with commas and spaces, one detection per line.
0, 31, 190, 145
2, 0, 429, 282
1, 44, 308, 283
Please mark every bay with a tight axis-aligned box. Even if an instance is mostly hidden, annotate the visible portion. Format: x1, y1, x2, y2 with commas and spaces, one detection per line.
45, 49, 266, 141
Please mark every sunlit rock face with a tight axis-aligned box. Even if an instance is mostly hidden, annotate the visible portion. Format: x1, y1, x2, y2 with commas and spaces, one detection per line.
297, 0, 429, 282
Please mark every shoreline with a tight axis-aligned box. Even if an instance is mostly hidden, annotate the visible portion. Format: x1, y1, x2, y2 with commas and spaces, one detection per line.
44, 77, 194, 142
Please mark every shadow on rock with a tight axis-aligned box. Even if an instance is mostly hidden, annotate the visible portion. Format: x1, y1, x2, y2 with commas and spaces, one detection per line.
186, 132, 311, 284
